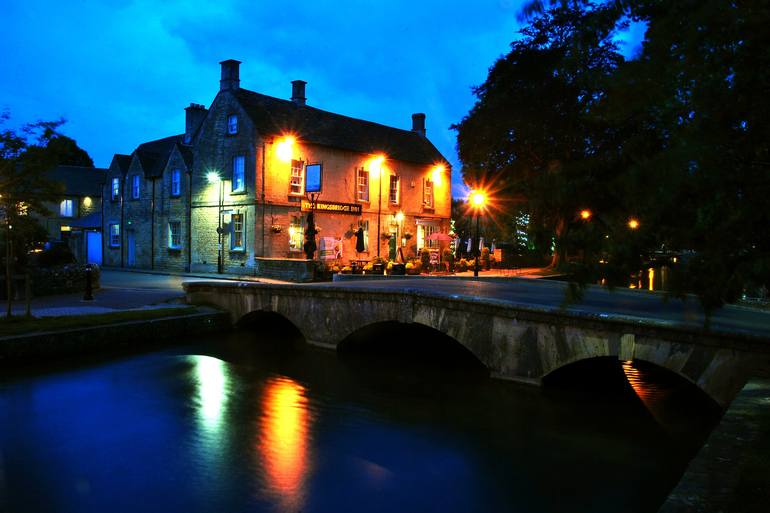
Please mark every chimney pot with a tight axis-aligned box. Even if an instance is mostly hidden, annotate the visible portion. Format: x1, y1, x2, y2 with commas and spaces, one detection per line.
219, 59, 241, 91
412, 113, 426, 137
291, 80, 307, 106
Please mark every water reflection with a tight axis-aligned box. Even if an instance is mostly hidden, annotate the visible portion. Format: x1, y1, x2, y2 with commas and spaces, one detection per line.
192, 355, 231, 433
256, 376, 313, 511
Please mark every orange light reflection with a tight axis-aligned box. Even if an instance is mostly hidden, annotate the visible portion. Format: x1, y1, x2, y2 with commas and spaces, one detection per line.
257, 377, 312, 510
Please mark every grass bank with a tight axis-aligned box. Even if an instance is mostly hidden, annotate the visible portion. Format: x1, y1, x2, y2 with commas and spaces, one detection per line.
0, 306, 197, 337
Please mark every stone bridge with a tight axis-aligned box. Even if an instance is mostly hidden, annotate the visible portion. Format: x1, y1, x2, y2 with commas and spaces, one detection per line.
184, 279, 770, 408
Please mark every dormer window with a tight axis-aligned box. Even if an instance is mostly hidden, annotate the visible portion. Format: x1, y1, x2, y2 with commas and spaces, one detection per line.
227, 114, 238, 135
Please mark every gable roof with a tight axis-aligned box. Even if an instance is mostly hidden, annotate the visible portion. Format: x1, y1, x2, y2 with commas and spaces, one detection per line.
47, 165, 106, 197
111, 154, 132, 174
133, 135, 185, 178
233, 89, 447, 166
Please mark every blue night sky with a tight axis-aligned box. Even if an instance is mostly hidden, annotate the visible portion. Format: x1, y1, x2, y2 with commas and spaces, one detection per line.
1, 0, 643, 198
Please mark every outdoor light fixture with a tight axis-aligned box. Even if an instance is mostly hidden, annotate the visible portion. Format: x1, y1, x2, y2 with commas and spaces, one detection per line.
431, 164, 445, 186
276, 136, 295, 162
468, 189, 488, 277
369, 154, 385, 175
580, 209, 592, 220
83, 196, 93, 208
395, 211, 404, 223
207, 170, 225, 273
628, 218, 640, 230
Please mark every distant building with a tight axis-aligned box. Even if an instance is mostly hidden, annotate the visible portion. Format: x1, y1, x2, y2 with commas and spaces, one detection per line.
104, 59, 451, 275
40, 165, 106, 265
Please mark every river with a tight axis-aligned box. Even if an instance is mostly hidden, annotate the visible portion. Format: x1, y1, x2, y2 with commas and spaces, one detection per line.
0, 327, 720, 513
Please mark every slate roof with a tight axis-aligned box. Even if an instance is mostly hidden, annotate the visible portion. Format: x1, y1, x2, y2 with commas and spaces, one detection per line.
46, 166, 106, 197
234, 88, 447, 166
112, 154, 132, 174
134, 135, 185, 178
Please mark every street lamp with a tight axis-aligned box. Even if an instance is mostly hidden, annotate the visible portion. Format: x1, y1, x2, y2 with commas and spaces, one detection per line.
395, 210, 404, 261
207, 171, 224, 274
628, 217, 640, 230
469, 190, 487, 277
370, 155, 385, 257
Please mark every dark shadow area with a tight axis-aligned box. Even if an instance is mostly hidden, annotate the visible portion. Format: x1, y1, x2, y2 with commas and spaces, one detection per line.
220, 311, 307, 359
544, 357, 721, 444
338, 321, 489, 392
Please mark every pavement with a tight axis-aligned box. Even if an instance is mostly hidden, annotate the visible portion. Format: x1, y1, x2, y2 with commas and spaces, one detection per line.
0, 267, 555, 318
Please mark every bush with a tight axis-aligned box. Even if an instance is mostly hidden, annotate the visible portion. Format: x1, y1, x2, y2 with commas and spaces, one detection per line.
30, 263, 100, 296
481, 247, 491, 270
456, 258, 469, 272
442, 249, 454, 272
420, 249, 431, 272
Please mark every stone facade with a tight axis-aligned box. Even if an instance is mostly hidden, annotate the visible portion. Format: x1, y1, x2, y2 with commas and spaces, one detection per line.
104, 58, 451, 275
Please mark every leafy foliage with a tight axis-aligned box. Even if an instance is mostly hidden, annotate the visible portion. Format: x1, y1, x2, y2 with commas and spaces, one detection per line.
455, 0, 770, 313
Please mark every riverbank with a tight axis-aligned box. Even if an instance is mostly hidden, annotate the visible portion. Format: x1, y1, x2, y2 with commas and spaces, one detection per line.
659, 378, 770, 512
0, 306, 230, 365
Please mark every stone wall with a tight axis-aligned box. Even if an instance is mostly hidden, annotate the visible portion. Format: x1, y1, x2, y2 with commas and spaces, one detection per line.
103, 158, 124, 267
123, 155, 154, 268
185, 281, 770, 408
154, 146, 191, 272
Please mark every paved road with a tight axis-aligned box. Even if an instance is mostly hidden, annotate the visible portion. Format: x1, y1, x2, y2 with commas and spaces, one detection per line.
312, 278, 770, 339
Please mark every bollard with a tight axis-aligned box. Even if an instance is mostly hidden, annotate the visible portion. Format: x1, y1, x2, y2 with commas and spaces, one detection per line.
83, 264, 94, 301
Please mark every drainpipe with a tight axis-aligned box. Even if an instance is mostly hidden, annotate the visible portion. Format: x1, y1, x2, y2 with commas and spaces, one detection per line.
187, 170, 192, 272
151, 179, 156, 270
261, 139, 266, 257
120, 179, 124, 268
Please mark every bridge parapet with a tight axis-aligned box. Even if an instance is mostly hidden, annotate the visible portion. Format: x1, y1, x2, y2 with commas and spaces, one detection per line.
184, 281, 770, 408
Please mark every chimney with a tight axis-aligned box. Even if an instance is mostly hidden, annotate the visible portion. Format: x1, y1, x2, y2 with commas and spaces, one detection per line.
291, 80, 307, 106
184, 103, 207, 143
412, 113, 426, 137
219, 59, 241, 91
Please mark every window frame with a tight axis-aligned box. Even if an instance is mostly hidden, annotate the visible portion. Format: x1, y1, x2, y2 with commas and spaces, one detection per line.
356, 167, 370, 202
289, 159, 304, 196
111, 177, 120, 201
227, 114, 238, 135
230, 213, 245, 251
389, 175, 400, 205
289, 214, 304, 252
232, 155, 245, 193
423, 178, 434, 208
131, 175, 141, 200
59, 198, 74, 218
170, 169, 181, 197
109, 223, 121, 248
168, 221, 182, 249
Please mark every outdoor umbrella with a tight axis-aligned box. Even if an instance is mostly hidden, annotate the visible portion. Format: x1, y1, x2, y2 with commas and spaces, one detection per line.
426, 232, 454, 242
355, 227, 365, 253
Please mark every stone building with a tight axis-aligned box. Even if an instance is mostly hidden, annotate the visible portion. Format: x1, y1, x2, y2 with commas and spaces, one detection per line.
39, 165, 106, 265
104, 59, 451, 276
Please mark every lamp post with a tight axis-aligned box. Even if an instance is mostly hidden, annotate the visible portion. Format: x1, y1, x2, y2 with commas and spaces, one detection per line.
207, 171, 224, 274
469, 190, 486, 278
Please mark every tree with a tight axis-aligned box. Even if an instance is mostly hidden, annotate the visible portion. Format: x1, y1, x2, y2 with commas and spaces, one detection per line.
0, 112, 69, 316
453, 3, 625, 268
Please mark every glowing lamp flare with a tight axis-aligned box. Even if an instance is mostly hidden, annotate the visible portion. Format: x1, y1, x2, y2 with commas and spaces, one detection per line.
206, 171, 221, 184
395, 211, 404, 223
369, 155, 386, 175
431, 164, 445, 185
276, 136, 296, 162
628, 218, 640, 230
579, 209, 592, 220
469, 190, 486, 208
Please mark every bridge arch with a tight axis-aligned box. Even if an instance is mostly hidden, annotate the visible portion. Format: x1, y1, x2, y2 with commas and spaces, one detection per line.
338, 320, 489, 375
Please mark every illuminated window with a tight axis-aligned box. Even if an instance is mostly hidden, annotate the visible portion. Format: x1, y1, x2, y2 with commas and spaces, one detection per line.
109, 223, 120, 247
423, 179, 434, 208
59, 199, 74, 217
131, 175, 140, 200
171, 169, 181, 197
417, 222, 439, 250
356, 168, 369, 202
227, 114, 238, 134
231, 213, 244, 251
289, 215, 303, 252
111, 177, 120, 201
289, 160, 304, 196
168, 221, 182, 249
389, 175, 400, 204
232, 155, 245, 192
